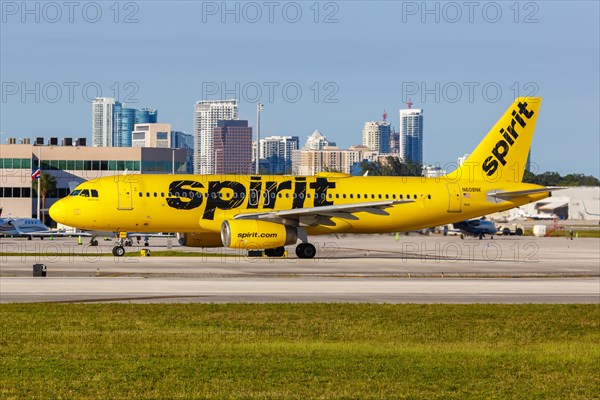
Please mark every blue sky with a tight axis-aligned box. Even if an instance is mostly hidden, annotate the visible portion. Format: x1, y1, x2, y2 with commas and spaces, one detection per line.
1, 1, 599, 176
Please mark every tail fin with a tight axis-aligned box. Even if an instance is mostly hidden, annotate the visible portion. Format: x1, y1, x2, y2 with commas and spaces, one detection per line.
446, 97, 541, 183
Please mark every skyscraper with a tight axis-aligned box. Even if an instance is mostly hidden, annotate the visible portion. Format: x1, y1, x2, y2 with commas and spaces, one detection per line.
92, 98, 157, 147
303, 129, 336, 150
399, 101, 424, 164
259, 135, 300, 174
92, 97, 115, 147
362, 121, 391, 153
193, 100, 238, 174
213, 120, 252, 175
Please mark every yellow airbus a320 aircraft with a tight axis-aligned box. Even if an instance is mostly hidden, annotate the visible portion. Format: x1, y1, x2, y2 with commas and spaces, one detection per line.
50, 97, 556, 258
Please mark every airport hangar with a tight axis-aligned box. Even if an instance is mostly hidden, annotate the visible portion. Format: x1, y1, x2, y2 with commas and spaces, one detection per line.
0, 140, 187, 222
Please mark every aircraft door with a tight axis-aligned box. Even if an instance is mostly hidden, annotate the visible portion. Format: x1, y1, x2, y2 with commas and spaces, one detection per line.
117, 181, 134, 210
446, 183, 462, 213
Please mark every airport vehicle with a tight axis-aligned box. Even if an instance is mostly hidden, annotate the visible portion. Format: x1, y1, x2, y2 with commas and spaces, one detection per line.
497, 223, 525, 236
453, 218, 498, 239
50, 97, 557, 258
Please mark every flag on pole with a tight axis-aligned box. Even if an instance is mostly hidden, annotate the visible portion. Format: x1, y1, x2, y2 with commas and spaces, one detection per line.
31, 168, 41, 180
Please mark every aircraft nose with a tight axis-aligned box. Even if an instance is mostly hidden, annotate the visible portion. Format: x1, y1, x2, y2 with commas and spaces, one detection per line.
49, 200, 65, 223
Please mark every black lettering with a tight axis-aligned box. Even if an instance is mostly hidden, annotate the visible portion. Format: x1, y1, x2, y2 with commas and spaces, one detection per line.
500, 128, 514, 145
247, 177, 262, 209
264, 180, 292, 209
293, 177, 306, 209
511, 110, 526, 128
202, 181, 246, 220
309, 178, 336, 206
482, 156, 498, 176
491, 140, 509, 166
506, 120, 519, 139
517, 101, 534, 119
166, 180, 204, 210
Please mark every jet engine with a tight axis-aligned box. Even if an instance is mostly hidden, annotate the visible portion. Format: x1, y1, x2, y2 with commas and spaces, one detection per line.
221, 220, 297, 249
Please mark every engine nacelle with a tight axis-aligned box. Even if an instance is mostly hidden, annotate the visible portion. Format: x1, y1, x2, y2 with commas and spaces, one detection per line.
221, 220, 297, 249
177, 232, 223, 247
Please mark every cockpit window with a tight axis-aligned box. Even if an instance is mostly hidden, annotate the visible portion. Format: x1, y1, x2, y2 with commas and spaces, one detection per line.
91, 189, 98, 198
70, 190, 81, 196
80, 189, 90, 197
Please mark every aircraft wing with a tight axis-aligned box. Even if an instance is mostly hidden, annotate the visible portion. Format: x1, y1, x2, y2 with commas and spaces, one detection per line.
489, 187, 564, 201
233, 200, 413, 227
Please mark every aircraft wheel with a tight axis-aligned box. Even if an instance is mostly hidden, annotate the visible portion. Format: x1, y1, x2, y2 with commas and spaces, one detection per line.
296, 243, 316, 259
478, 234, 483, 240
144, 242, 149, 247
515, 228, 523, 236
265, 246, 285, 257
91, 239, 99, 246
112, 246, 125, 257
28, 236, 33, 241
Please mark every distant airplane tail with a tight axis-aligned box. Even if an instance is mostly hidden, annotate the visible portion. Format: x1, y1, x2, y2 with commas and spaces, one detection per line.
446, 97, 541, 183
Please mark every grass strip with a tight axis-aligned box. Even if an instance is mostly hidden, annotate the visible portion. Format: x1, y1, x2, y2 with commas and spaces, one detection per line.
1, 304, 598, 399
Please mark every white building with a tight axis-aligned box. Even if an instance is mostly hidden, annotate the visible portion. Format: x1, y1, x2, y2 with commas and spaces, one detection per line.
399, 102, 424, 164
362, 121, 391, 153
303, 129, 335, 150
92, 97, 115, 147
258, 136, 300, 174
193, 99, 238, 174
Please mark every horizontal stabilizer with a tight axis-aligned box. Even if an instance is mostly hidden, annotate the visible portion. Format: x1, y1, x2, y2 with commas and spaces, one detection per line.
489, 187, 564, 200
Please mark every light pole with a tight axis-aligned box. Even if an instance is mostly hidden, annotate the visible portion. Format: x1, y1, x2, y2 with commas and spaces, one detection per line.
255, 102, 264, 175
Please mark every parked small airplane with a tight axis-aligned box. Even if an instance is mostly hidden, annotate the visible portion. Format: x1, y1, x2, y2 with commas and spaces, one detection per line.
0, 208, 73, 239
453, 218, 498, 239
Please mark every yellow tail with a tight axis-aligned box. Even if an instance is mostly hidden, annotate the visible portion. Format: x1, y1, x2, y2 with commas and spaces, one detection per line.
447, 97, 541, 183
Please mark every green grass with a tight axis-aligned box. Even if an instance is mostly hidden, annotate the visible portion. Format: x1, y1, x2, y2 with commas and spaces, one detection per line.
1, 304, 598, 399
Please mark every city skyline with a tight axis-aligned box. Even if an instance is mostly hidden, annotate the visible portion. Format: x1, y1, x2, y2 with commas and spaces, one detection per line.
2, 2, 598, 176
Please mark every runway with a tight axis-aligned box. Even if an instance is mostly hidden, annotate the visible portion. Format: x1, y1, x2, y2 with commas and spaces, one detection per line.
1, 234, 599, 303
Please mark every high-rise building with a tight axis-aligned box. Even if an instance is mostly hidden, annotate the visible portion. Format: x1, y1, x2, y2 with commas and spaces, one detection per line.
213, 120, 252, 175
170, 131, 194, 174
399, 101, 424, 164
258, 135, 299, 174
193, 100, 238, 174
303, 129, 336, 150
93, 98, 157, 148
92, 97, 115, 147
362, 121, 391, 153
131, 123, 172, 148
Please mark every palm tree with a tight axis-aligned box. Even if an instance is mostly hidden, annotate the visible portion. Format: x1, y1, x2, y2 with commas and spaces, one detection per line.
32, 173, 57, 224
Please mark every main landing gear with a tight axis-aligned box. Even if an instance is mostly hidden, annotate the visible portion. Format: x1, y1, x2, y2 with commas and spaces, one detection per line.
295, 243, 316, 259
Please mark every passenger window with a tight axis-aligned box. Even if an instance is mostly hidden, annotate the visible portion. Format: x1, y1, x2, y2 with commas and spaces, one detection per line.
139, 192, 143, 197
91, 190, 98, 198
350, 194, 354, 199
146, 192, 150, 197
371, 194, 375, 199
357, 194, 361, 199
378, 194, 382, 199
161, 193, 165, 197
385, 194, 389, 199
154, 193, 157, 197
392, 194, 396, 199
414, 194, 417, 199
342, 194, 346, 199
400, 195, 403, 199
79, 189, 90, 197
428, 194, 431, 199
336, 194, 339, 199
